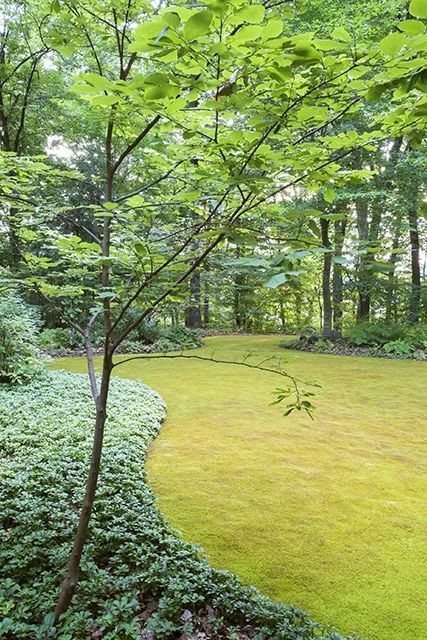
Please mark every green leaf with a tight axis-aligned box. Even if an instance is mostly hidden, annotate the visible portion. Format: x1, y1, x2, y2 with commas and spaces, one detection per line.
92, 95, 121, 106
331, 27, 352, 43
232, 25, 263, 43
134, 242, 146, 256
380, 32, 406, 57
229, 4, 265, 25
324, 187, 336, 203
332, 256, 352, 265
262, 18, 283, 41
399, 19, 425, 35
77, 73, 113, 90
184, 10, 213, 40
162, 12, 180, 27
265, 273, 287, 288
409, 0, 427, 19
134, 18, 166, 40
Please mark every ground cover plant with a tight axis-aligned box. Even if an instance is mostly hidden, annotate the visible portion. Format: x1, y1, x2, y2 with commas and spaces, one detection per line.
0, 369, 351, 640
281, 322, 427, 360
58, 336, 427, 640
39, 324, 202, 355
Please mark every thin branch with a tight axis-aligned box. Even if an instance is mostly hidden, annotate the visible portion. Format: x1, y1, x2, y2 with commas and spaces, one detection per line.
112, 351, 304, 388
111, 115, 161, 175
114, 160, 185, 203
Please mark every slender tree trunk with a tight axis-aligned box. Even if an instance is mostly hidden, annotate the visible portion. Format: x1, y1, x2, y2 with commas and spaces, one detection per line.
203, 292, 209, 327
332, 218, 347, 337
54, 353, 112, 622
407, 198, 421, 323
320, 218, 333, 338
356, 199, 371, 321
279, 298, 286, 330
385, 213, 402, 323
185, 271, 202, 328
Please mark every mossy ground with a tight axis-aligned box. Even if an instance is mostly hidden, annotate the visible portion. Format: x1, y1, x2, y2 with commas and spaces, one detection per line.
57, 335, 427, 640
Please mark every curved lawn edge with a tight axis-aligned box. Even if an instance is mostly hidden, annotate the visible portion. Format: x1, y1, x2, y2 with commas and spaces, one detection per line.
0, 370, 351, 640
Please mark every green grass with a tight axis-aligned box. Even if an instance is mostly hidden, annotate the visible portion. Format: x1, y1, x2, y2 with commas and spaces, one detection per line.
56, 335, 427, 640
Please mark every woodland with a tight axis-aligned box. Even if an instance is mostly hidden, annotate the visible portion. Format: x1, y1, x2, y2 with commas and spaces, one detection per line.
0, 0, 426, 639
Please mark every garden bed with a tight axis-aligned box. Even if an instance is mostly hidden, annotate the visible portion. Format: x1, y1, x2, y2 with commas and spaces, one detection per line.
281, 337, 427, 361
0, 371, 347, 640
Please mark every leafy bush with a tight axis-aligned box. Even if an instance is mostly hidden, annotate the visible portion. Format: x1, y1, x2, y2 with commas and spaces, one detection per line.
348, 322, 427, 357
0, 372, 344, 640
0, 291, 45, 383
152, 337, 181, 352
137, 321, 162, 345
406, 324, 427, 350
347, 322, 405, 347
160, 326, 202, 350
312, 338, 332, 352
383, 339, 414, 356
39, 328, 81, 351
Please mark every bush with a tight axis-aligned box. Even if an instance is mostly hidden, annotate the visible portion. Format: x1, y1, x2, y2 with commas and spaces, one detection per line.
39, 327, 81, 351
383, 339, 414, 357
0, 291, 45, 383
0, 372, 344, 640
160, 326, 202, 350
406, 324, 427, 350
137, 321, 161, 345
347, 322, 405, 347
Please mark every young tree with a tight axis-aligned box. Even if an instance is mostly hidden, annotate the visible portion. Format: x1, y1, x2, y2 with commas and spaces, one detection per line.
4, 0, 427, 625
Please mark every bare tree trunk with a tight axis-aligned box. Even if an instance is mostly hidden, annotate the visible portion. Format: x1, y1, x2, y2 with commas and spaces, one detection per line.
279, 298, 286, 330
356, 199, 370, 321
332, 218, 347, 337
408, 198, 421, 323
185, 271, 202, 328
203, 290, 210, 328
54, 352, 112, 622
385, 213, 402, 323
320, 218, 333, 338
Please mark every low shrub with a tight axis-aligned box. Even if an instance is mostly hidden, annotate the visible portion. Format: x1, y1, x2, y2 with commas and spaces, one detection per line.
39, 328, 81, 351
347, 322, 405, 347
383, 339, 414, 357
347, 322, 427, 356
137, 321, 162, 345
0, 291, 45, 383
406, 324, 427, 350
0, 372, 345, 640
160, 326, 202, 350
38, 323, 201, 355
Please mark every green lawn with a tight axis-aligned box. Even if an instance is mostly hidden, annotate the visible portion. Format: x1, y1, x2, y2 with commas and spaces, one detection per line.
56, 335, 427, 640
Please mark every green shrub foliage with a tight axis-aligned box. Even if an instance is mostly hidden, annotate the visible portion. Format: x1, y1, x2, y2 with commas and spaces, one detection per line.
347, 322, 405, 346
39, 322, 201, 354
39, 328, 81, 351
0, 291, 45, 383
347, 322, 427, 355
0, 372, 345, 640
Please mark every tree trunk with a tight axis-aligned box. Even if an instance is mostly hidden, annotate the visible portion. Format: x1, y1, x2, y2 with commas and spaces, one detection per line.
356, 199, 370, 321
279, 298, 286, 330
54, 353, 112, 622
332, 218, 347, 337
385, 213, 402, 323
185, 271, 202, 328
203, 293, 209, 328
320, 218, 333, 338
408, 199, 421, 323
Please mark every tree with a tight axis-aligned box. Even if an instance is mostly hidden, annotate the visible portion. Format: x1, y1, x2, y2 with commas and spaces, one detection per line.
4, 0, 427, 627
